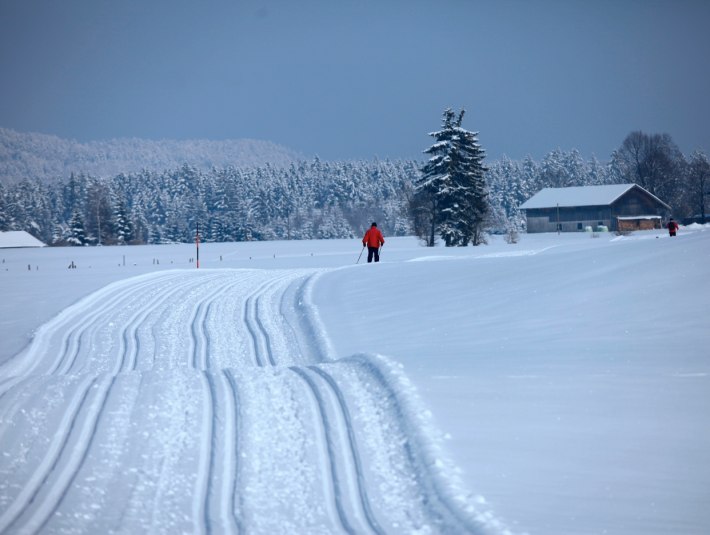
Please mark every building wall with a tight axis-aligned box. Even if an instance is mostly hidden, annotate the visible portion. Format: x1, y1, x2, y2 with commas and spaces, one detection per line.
525, 206, 612, 233
610, 188, 669, 218
618, 218, 661, 231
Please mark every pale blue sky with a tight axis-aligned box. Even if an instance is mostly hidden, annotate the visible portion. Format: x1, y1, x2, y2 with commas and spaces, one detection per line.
1, 0, 708, 161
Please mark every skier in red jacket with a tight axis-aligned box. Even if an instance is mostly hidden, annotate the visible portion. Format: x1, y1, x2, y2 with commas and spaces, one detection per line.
362, 222, 385, 263
667, 218, 679, 237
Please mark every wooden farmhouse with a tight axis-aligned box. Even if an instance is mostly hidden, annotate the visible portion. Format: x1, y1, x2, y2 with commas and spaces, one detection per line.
519, 184, 671, 233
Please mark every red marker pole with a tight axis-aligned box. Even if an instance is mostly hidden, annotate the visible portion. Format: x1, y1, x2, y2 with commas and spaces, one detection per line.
196, 222, 200, 269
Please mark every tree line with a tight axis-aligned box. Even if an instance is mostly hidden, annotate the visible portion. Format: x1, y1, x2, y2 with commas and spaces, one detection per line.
0, 159, 418, 246
1, 123, 707, 246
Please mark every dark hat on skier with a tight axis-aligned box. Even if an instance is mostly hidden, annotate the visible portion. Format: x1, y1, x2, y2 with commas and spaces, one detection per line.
371, 222, 377, 227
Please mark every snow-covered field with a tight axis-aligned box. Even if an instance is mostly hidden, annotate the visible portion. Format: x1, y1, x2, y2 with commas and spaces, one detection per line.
0, 227, 708, 534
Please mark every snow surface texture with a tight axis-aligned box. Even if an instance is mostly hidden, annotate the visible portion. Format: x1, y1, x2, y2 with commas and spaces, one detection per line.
1, 227, 708, 534
0, 265, 506, 533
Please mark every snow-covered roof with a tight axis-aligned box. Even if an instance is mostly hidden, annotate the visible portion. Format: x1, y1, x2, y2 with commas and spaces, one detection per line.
519, 184, 670, 210
0, 231, 46, 248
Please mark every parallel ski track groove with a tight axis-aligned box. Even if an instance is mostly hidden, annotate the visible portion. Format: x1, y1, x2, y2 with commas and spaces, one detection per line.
199, 372, 217, 535
0, 375, 97, 533
243, 274, 290, 367
190, 302, 209, 371
199, 371, 242, 535
146, 272, 236, 368
119, 274, 222, 373
0, 374, 116, 534
243, 279, 271, 367
290, 366, 384, 535
308, 365, 384, 535
33, 375, 117, 534
190, 278, 242, 370
193, 366, 243, 534
54, 276, 176, 376
222, 369, 243, 534
251, 276, 287, 367
289, 366, 355, 535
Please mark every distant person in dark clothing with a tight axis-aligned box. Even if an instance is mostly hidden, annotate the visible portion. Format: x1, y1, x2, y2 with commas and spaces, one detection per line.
362, 222, 385, 263
667, 218, 679, 237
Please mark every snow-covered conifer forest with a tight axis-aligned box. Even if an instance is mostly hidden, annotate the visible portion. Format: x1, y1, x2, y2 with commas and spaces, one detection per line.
1, 127, 708, 246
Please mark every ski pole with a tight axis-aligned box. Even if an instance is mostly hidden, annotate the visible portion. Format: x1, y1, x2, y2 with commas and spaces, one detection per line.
356, 246, 365, 264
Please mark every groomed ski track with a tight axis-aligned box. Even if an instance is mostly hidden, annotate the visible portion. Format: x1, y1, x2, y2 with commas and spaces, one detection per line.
0, 268, 506, 535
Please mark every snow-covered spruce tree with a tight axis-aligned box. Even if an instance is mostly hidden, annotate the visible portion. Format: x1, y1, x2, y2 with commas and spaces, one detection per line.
67, 210, 88, 246
112, 196, 133, 244
412, 108, 489, 246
